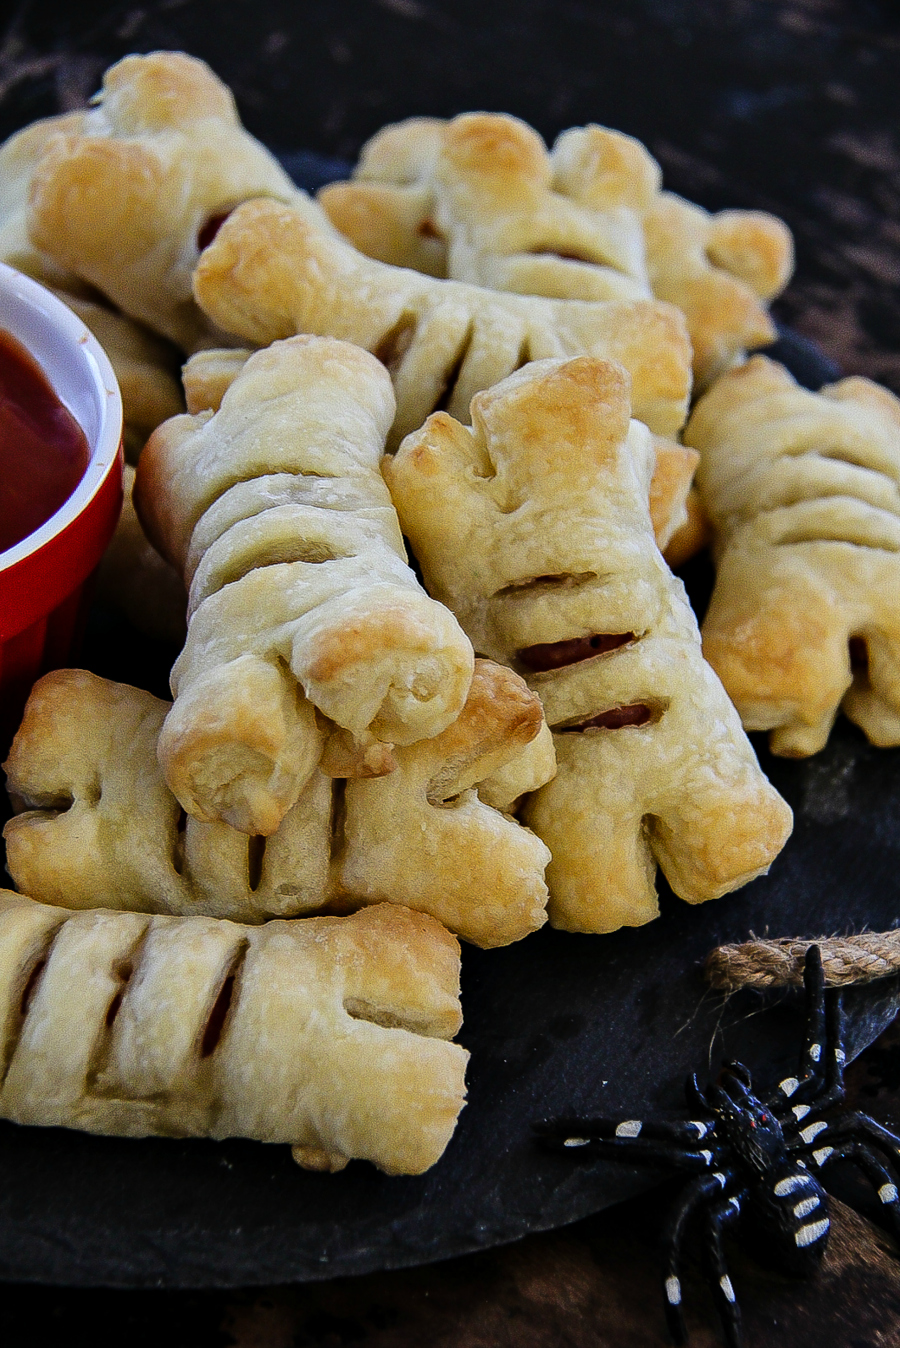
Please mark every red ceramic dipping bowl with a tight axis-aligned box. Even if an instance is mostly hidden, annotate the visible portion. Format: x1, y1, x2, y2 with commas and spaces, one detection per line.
0, 262, 124, 752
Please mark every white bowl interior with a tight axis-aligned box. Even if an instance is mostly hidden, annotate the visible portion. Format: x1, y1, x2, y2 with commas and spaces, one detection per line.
0, 262, 123, 568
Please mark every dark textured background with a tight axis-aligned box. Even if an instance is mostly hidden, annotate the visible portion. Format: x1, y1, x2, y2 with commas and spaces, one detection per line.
2, 0, 900, 1342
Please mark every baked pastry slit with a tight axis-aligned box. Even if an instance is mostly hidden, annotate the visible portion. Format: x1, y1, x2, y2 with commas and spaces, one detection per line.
517, 632, 637, 672
686, 356, 900, 754
0, 894, 469, 1174
5, 664, 551, 946
385, 355, 792, 932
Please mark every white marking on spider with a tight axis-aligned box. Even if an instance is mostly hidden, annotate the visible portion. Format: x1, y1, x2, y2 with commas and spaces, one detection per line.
835, 1048, 846, 1064
615, 1120, 642, 1138
665, 1276, 681, 1305
792, 1104, 811, 1121
699, 1150, 713, 1165
795, 1218, 830, 1247
712, 1172, 726, 1187
729, 1196, 740, 1212
793, 1196, 820, 1219
779, 1077, 800, 1097
879, 1183, 898, 1204
800, 1120, 828, 1144
813, 1146, 834, 1166
563, 1137, 589, 1147
774, 1175, 807, 1196
689, 1121, 709, 1137
719, 1275, 736, 1303
809, 1043, 822, 1062
797, 1158, 808, 1168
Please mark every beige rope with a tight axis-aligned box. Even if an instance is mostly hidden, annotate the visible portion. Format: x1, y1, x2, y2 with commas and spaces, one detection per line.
705, 931, 900, 992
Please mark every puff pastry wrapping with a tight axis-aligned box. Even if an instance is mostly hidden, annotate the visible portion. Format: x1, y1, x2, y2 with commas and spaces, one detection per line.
318, 113, 793, 389
192, 196, 693, 441
686, 355, 900, 756
4, 662, 551, 948
0, 891, 467, 1175
384, 356, 792, 933
135, 334, 475, 837
25, 50, 319, 351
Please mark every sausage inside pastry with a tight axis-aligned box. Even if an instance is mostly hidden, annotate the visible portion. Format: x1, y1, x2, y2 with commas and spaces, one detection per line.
0, 891, 467, 1175
5, 663, 551, 948
384, 356, 793, 933
319, 112, 793, 389
686, 355, 900, 755
135, 335, 475, 837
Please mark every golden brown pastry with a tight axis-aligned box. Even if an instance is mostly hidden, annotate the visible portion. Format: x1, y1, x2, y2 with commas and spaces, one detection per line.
94, 464, 187, 645
0, 890, 467, 1175
0, 111, 184, 458
319, 114, 793, 389
26, 51, 317, 351
385, 357, 793, 933
135, 335, 474, 837
4, 664, 552, 948
182, 347, 697, 556
643, 192, 793, 389
686, 356, 900, 755
192, 196, 693, 441
323, 114, 655, 302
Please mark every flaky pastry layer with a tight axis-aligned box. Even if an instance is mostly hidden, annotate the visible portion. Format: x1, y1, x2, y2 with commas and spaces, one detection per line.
0, 891, 467, 1175
687, 355, 900, 755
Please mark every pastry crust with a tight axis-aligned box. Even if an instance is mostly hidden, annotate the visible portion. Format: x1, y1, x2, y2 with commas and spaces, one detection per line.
384, 357, 792, 932
319, 114, 793, 388
135, 335, 475, 836
26, 51, 318, 350
643, 192, 793, 389
0, 112, 184, 458
686, 355, 900, 755
192, 197, 693, 440
4, 664, 551, 947
0, 890, 467, 1175
182, 347, 697, 554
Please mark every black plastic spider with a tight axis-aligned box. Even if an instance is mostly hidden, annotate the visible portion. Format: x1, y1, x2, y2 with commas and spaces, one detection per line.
535, 945, 900, 1348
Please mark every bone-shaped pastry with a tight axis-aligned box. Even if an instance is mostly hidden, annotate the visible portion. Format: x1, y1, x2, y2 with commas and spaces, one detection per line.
3, 663, 551, 947
134, 334, 475, 836
26, 51, 317, 350
685, 356, 900, 756
318, 113, 793, 389
322, 113, 655, 302
384, 357, 793, 933
0, 111, 184, 457
643, 190, 793, 389
182, 345, 698, 559
191, 197, 692, 441
0, 891, 467, 1175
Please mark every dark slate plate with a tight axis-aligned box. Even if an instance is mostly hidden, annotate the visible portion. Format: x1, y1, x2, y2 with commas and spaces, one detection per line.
0, 155, 896, 1288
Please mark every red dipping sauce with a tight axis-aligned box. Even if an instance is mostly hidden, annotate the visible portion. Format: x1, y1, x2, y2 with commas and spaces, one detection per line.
0, 327, 90, 554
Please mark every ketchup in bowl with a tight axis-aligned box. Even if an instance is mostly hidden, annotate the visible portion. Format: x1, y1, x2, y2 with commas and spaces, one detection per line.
0, 327, 90, 554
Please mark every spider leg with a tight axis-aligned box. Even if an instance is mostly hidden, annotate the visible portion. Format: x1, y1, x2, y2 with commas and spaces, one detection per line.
660, 1170, 737, 1345
794, 1111, 900, 1172
770, 948, 843, 1116
701, 1192, 745, 1348
814, 1139, 900, 1242
535, 1116, 717, 1147
686, 1072, 713, 1115
536, 1128, 726, 1172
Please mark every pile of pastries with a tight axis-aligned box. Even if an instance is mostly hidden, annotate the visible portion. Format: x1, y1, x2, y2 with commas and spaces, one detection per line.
1, 51, 899, 1176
